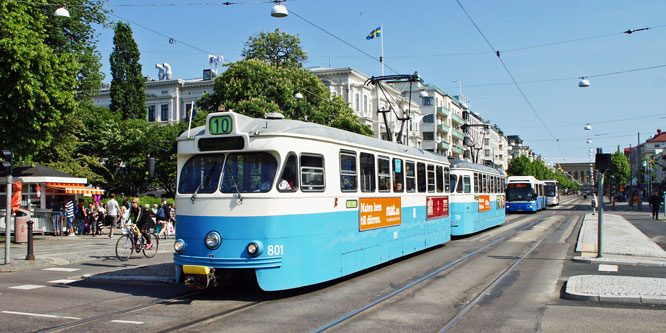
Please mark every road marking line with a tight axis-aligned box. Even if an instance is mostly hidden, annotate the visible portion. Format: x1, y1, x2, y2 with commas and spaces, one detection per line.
598, 264, 618, 272
111, 320, 144, 324
1, 310, 80, 320
47, 279, 77, 284
9, 284, 46, 290
43, 267, 80, 272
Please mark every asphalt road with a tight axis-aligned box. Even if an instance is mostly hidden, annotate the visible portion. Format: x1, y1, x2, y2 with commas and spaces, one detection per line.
0, 196, 664, 332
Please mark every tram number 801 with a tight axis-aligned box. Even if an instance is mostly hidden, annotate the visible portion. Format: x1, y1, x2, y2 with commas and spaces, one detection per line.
267, 245, 283, 256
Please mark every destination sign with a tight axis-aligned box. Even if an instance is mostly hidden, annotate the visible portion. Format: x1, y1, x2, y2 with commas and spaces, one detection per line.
209, 115, 233, 135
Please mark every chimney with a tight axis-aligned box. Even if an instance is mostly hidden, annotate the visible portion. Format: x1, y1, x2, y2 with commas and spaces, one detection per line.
658, 129, 662, 135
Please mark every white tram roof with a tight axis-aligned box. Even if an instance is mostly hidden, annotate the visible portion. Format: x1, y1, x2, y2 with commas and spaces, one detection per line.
180, 111, 449, 164
448, 159, 505, 176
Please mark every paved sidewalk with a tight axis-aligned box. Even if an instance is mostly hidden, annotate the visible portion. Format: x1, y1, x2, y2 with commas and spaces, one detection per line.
566, 208, 666, 305
0, 233, 174, 272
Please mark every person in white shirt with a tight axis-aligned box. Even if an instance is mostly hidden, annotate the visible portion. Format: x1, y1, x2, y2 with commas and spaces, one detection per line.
106, 193, 121, 238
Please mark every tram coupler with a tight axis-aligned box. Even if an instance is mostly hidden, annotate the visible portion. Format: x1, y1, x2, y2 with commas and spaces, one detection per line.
183, 266, 216, 290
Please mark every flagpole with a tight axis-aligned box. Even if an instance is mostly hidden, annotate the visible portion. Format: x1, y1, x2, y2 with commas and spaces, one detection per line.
380, 24, 384, 75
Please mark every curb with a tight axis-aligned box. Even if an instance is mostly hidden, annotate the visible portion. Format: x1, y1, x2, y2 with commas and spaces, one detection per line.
563, 275, 666, 305
572, 255, 666, 267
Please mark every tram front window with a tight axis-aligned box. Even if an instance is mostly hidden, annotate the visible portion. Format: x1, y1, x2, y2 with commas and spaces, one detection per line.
506, 183, 535, 202
178, 154, 225, 194
221, 152, 277, 193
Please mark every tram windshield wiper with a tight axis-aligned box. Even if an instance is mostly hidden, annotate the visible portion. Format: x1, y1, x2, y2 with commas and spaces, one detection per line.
226, 164, 243, 204
191, 163, 220, 203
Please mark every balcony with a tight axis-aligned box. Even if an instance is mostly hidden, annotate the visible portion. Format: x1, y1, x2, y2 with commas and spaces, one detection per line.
438, 141, 450, 150
437, 106, 450, 117
437, 124, 449, 134
452, 128, 464, 141
451, 112, 464, 125
452, 145, 464, 155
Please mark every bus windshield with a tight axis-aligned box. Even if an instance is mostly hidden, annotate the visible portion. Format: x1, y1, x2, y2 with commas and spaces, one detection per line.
545, 184, 557, 197
506, 183, 535, 202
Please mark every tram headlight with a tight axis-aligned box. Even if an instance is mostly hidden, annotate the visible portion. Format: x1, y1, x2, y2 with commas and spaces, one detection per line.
174, 239, 186, 254
247, 241, 263, 257
204, 231, 222, 250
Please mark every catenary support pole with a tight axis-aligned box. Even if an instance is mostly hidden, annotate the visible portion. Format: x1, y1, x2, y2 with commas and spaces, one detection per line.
597, 170, 604, 258
4, 175, 11, 264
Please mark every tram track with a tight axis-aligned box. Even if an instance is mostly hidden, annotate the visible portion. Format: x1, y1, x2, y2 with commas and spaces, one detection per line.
312, 207, 568, 332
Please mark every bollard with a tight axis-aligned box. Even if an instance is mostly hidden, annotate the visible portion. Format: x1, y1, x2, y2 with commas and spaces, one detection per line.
26, 220, 35, 261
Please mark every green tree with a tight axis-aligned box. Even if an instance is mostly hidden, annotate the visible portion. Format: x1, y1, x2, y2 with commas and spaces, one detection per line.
109, 22, 145, 120
198, 59, 372, 136
532, 159, 554, 180
0, 1, 107, 162
507, 155, 534, 176
606, 146, 630, 187
241, 28, 308, 68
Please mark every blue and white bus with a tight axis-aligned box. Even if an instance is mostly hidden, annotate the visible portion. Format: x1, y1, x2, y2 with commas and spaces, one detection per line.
505, 176, 547, 212
543, 180, 559, 206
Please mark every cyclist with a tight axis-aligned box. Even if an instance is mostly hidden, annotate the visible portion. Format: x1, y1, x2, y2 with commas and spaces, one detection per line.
129, 198, 156, 249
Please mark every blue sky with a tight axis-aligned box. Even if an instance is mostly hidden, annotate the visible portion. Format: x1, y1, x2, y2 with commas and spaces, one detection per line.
95, 1, 666, 164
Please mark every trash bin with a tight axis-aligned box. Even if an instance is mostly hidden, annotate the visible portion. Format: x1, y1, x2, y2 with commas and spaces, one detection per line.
14, 208, 30, 243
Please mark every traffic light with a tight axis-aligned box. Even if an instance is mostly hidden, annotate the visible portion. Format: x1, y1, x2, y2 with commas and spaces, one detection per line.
0, 149, 12, 176
146, 156, 155, 179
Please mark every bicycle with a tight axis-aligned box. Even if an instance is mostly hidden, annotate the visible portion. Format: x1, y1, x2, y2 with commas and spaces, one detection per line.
115, 224, 159, 261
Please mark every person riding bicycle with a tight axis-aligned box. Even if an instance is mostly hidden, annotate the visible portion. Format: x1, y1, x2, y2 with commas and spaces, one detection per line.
129, 198, 156, 249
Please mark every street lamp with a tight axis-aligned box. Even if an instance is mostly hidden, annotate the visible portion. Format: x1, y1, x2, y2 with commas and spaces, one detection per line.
584, 123, 592, 130
271, 2, 288, 17
578, 77, 590, 87
54, 7, 70, 18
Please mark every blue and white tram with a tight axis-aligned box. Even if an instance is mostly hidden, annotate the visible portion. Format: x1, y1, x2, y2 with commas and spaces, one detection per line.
543, 180, 559, 206
505, 176, 547, 212
173, 111, 453, 291
448, 160, 506, 235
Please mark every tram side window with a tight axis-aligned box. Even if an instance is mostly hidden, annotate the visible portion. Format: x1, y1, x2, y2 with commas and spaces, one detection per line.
406, 161, 416, 192
491, 176, 495, 193
393, 158, 404, 192
456, 175, 464, 193
482, 174, 488, 193
436, 166, 444, 193
360, 152, 376, 192
450, 174, 459, 194
427, 165, 436, 192
278, 153, 298, 192
417, 162, 426, 193
378, 157, 391, 192
474, 173, 479, 193
300, 154, 325, 192
464, 176, 472, 193
444, 167, 450, 192
340, 151, 357, 192
179, 154, 225, 194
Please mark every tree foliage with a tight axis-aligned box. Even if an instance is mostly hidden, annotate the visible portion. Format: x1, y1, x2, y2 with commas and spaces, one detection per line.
110, 22, 145, 120
606, 146, 630, 187
506, 155, 579, 191
198, 59, 373, 136
241, 28, 308, 68
0, 1, 106, 162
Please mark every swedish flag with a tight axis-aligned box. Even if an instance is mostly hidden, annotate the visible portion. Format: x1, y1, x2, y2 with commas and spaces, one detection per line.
366, 26, 381, 40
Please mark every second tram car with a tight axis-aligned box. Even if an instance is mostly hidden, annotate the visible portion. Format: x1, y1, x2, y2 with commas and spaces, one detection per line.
543, 180, 560, 206
173, 111, 456, 291
505, 176, 547, 212
448, 160, 506, 235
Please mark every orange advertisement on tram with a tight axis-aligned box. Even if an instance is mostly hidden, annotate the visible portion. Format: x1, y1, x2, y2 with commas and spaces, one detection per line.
359, 197, 402, 231
478, 195, 490, 212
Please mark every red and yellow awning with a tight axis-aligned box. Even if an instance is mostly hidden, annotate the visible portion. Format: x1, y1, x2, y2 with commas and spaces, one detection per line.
45, 183, 105, 195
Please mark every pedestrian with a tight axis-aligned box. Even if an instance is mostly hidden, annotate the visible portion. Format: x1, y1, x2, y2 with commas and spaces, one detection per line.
86, 203, 96, 235
51, 199, 61, 236
105, 193, 120, 238
96, 202, 105, 235
76, 198, 87, 235
120, 197, 130, 228
591, 192, 598, 215
65, 197, 75, 236
648, 190, 661, 220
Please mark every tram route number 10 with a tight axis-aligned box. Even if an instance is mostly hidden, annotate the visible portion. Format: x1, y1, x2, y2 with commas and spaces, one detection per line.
267, 244, 283, 256
209, 115, 233, 135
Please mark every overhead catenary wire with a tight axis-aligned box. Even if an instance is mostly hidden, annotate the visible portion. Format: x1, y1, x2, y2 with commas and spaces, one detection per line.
454, 0, 565, 159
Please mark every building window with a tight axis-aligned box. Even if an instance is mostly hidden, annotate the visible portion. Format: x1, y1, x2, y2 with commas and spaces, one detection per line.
485, 138, 490, 145
422, 97, 433, 106
161, 105, 169, 122
355, 93, 360, 111
423, 114, 434, 123
148, 105, 156, 122
363, 95, 368, 114
423, 132, 434, 141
